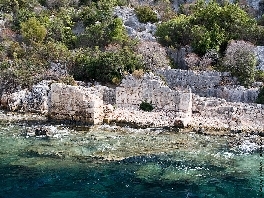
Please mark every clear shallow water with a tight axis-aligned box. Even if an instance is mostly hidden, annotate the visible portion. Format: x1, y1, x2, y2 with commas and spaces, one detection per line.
0, 116, 261, 198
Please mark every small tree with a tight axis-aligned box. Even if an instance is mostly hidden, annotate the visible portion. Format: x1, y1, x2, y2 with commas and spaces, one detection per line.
20, 17, 47, 44
222, 40, 256, 86
256, 87, 264, 104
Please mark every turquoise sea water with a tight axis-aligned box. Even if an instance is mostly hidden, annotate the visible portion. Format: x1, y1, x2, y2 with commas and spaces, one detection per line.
0, 115, 261, 198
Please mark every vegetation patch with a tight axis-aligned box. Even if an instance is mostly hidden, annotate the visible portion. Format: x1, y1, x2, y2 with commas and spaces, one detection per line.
135, 6, 159, 24
139, 101, 154, 112
222, 40, 257, 86
155, 1, 262, 56
256, 87, 264, 104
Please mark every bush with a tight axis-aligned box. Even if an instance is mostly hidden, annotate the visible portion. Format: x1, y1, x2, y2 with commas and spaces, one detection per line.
72, 47, 144, 84
20, 17, 47, 44
76, 18, 128, 48
191, 24, 226, 56
12, 8, 36, 30
139, 101, 154, 112
156, 1, 258, 55
155, 14, 192, 49
45, 8, 76, 48
256, 87, 264, 104
43, 0, 79, 9
222, 40, 256, 86
132, 69, 144, 79
77, 2, 128, 48
0, 0, 19, 13
0, 57, 47, 88
79, 1, 114, 27
255, 70, 264, 83
135, 6, 159, 24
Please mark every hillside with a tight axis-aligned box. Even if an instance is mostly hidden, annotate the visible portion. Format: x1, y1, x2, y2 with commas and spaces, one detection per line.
0, 0, 264, 132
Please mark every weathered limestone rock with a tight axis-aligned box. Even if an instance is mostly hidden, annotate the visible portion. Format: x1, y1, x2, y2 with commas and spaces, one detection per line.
256, 46, 264, 71
116, 72, 191, 111
0, 81, 50, 114
114, 6, 157, 41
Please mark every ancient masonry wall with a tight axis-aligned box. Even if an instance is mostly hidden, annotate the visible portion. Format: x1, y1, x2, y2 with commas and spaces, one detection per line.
49, 83, 105, 124
157, 68, 260, 103
192, 95, 264, 131
0, 72, 263, 131
116, 73, 192, 113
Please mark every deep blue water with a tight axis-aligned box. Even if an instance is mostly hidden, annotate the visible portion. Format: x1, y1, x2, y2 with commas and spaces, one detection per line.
0, 121, 261, 198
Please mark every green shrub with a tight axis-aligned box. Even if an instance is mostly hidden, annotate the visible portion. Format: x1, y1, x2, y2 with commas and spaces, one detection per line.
20, 17, 47, 44
45, 8, 76, 48
256, 87, 264, 104
139, 101, 154, 112
77, 2, 128, 48
156, 0, 258, 55
12, 8, 36, 30
135, 6, 159, 23
191, 24, 226, 56
0, 0, 19, 13
222, 40, 256, 86
77, 17, 127, 48
79, 1, 114, 27
155, 14, 192, 48
255, 70, 264, 83
72, 47, 144, 83
0, 57, 47, 88
42, 0, 79, 9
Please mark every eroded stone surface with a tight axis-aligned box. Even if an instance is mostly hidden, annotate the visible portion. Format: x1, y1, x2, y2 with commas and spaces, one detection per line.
157, 68, 260, 103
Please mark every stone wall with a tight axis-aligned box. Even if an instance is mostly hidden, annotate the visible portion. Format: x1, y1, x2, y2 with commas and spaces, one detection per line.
116, 73, 192, 113
192, 95, 264, 131
113, 73, 192, 127
49, 83, 104, 124
0, 75, 263, 131
157, 68, 260, 103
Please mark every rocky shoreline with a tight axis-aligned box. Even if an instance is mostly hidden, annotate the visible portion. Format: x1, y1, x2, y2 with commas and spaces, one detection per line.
0, 69, 263, 134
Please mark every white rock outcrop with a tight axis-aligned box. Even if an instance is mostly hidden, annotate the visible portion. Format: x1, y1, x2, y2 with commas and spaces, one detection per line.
114, 6, 157, 41
256, 46, 264, 71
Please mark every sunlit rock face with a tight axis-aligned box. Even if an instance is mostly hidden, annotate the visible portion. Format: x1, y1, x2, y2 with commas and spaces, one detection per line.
114, 6, 157, 41
0, 81, 50, 114
192, 95, 264, 132
116, 72, 191, 112
256, 46, 264, 71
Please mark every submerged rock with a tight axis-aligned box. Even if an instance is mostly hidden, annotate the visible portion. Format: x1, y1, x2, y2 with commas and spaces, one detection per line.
35, 127, 48, 136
